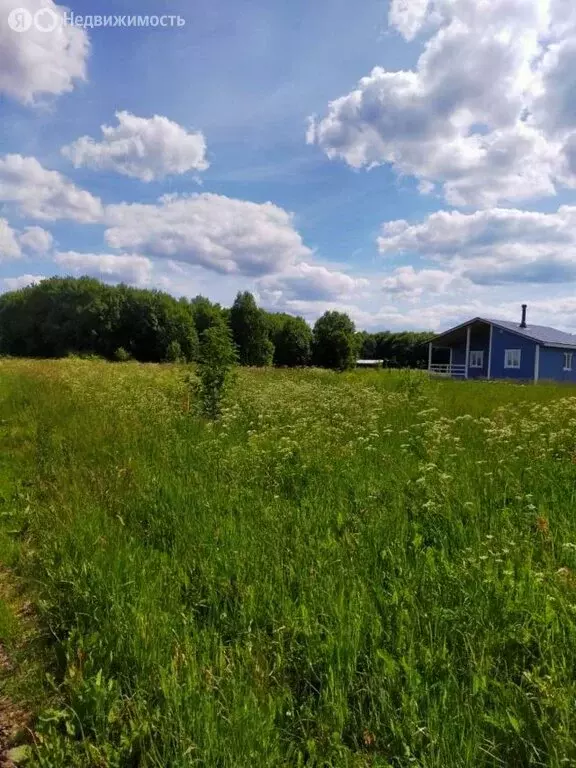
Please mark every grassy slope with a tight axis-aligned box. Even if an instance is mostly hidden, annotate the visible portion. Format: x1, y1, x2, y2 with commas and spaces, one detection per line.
1, 360, 576, 766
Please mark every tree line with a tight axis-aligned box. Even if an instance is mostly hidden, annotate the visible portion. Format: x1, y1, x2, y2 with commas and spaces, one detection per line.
0, 277, 431, 370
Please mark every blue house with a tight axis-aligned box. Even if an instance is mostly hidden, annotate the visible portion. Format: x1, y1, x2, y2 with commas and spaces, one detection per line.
428, 305, 576, 383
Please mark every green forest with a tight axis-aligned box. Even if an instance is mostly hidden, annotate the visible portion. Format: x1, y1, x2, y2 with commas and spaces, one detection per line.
0, 276, 431, 370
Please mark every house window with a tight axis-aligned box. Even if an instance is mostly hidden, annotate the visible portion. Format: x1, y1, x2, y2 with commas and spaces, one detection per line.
564, 352, 573, 371
504, 349, 521, 369
469, 350, 484, 368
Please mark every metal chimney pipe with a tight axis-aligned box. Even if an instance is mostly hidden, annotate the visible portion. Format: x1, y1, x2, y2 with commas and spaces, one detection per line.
520, 304, 527, 328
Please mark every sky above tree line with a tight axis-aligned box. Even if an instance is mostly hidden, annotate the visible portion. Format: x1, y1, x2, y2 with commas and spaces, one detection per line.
1, 0, 576, 332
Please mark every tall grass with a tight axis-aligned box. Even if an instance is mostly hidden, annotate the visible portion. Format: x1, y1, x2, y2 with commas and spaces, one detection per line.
2, 360, 576, 766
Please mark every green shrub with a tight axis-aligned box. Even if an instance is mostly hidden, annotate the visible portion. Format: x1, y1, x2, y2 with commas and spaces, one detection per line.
113, 346, 132, 362
193, 324, 237, 419
164, 340, 183, 363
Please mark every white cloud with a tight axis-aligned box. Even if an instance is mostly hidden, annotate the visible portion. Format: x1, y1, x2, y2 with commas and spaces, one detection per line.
62, 111, 209, 182
54, 251, 153, 286
381, 265, 471, 298
532, 38, 576, 136
388, 0, 431, 41
257, 261, 369, 304
378, 205, 576, 285
3, 274, 45, 291
0, 155, 103, 222
104, 193, 311, 276
0, 0, 88, 104
0, 218, 22, 260
18, 226, 53, 254
308, 0, 576, 207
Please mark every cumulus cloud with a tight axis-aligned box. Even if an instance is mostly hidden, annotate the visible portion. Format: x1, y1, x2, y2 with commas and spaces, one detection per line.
104, 193, 311, 276
0, 0, 88, 104
0, 155, 103, 222
257, 261, 369, 306
388, 0, 431, 40
308, 0, 576, 206
378, 205, 576, 285
0, 220, 54, 260
62, 111, 209, 182
0, 218, 22, 260
18, 226, 53, 254
54, 251, 153, 286
3, 274, 46, 291
381, 265, 471, 298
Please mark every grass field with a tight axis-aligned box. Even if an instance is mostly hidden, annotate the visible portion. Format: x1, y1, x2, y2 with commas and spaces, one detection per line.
2, 359, 576, 766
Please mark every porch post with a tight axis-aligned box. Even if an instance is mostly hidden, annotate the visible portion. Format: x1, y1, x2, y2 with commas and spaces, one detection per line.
465, 326, 471, 379
428, 342, 432, 372
487, 323, 493, 379
534, 344, 540, 384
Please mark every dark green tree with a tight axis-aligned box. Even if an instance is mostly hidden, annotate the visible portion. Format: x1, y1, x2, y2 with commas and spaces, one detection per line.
0, 277, 199, 363
358, 330, 432, 368
109, 287, 199, 362
190, 295, 226, 336
272, 315, 312, 366
312, 311, 357, 370
230, 291, 274, 366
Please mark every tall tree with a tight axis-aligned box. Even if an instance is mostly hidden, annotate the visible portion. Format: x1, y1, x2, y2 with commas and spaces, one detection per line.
312, 311, 357, 371
229, 291, 274, 366
190, 295, 226, 336
272, 315, 312, 367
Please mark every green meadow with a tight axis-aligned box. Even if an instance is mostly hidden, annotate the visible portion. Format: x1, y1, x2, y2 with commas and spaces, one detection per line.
2, 359, 576, 766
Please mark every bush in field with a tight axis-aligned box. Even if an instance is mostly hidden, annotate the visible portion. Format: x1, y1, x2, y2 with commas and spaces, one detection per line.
164, 340, 183, 363
113, 346, 132, 362
230, 291, 274, 366
194, 324, 237, 418
312, 310, 357, 370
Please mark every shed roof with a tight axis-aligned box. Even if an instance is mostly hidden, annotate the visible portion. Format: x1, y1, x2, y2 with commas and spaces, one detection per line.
432, 317, 576, 349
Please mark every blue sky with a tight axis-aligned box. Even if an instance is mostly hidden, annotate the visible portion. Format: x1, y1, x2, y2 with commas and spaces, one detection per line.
2, 0, 576, 331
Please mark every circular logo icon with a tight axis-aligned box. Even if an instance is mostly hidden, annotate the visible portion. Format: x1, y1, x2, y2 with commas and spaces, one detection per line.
33, 7, 59, 32
7, 7, 33, 32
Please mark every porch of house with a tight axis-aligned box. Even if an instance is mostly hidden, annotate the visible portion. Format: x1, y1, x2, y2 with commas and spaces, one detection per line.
428, 320, 491, 379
